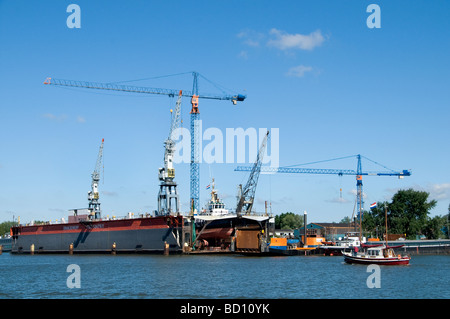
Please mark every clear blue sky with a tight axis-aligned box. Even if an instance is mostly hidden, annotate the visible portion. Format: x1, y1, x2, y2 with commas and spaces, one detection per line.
1, 0, 449, 224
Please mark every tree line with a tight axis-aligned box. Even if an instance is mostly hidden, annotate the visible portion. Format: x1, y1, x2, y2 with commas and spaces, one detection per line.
274, 188, 449, 240
362, 188, 449, 240
0, 221, 16, 237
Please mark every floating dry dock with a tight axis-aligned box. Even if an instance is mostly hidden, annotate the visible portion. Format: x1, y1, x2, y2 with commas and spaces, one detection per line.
9, 212, 274, 255
10, 215, 185, 254
187, 214, 274, 255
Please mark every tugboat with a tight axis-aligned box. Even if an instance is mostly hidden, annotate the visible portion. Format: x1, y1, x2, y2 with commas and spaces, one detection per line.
342, 205, 411, 265
342, 243, 410, 265
193, 179, 235, 250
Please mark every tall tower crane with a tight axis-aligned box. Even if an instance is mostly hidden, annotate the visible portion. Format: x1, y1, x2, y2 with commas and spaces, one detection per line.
236, 130, 270, 217
157, 91, 182, 215
88, 138, 104, 220
44, 72, 246, 214
235, 154, 411, 228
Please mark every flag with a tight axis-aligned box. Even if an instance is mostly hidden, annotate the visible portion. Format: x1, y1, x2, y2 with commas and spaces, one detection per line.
206, 184, 211, 190
370, 202, 377, 209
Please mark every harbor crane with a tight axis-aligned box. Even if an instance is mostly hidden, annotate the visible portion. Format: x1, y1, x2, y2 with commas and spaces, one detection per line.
88, 138, 104, 220
157, 90, 182, 215
236, 130, 270, 217
44, 72, 246, 214
235, 154, 411, 225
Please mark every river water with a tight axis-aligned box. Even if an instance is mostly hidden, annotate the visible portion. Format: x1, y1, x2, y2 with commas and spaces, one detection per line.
0, 253, 448, 299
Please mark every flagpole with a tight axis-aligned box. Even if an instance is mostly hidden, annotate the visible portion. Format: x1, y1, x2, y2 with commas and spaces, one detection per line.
385, 204, 388, 247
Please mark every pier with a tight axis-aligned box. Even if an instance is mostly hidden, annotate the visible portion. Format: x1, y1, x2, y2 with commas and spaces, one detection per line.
385, 239, 450, 255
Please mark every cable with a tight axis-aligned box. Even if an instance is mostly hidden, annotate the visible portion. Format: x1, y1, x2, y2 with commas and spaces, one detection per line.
107, 72, 193, 84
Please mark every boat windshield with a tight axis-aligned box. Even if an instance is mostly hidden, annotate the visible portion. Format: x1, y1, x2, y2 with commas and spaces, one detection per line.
368, 249, 381, 256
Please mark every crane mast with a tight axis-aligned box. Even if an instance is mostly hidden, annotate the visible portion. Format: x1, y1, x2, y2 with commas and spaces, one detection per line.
190, 72, 200, 214
236, 130, 269, 217
157, 91, 182, 215
88, 138, 104, 220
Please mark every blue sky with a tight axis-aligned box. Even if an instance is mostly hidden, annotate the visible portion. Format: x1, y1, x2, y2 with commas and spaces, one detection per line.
1, 0, 449, 224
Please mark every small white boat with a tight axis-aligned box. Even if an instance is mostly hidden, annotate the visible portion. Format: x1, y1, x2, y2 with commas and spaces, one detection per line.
343, 244, 411, 265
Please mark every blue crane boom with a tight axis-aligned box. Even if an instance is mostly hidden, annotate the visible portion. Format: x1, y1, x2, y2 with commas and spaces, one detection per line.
234, 154, 411, 235
43, 77, 246, 103
234, 166, 411, 177
44, 72, 246, 214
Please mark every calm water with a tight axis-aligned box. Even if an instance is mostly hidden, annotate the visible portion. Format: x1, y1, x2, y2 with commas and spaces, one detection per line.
0, 253, 448, 299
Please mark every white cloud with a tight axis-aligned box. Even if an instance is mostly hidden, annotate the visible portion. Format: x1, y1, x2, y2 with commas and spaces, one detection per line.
427, 183, 450, 200
237, 29, 265, 47
42, 113, 86, 124
76, 116, 86, 123
238, 50, 248, 60
385, 183, 450, 202
42, 113, 67, 122
259, 196, 294, 206
286, 65, 313, 77
326, 197, 351, 204
268, 29, 325, 51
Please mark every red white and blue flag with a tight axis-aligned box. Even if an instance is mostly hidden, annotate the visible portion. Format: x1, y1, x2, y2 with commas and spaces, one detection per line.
206, 184, 211, 190
370, 202, 377, 209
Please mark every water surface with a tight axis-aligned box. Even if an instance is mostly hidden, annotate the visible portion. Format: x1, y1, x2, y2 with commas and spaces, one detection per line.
0, 253, 448, 299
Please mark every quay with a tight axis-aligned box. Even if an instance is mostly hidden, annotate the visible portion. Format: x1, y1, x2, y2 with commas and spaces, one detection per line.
267, 239, 450, 257
385, 239, 450, 255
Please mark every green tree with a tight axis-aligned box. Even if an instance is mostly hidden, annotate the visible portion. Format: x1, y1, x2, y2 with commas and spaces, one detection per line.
275, 212, 303, 229
363, 189, 438, 239
339, 216, 352, 224
389, 188, 436, 239
445, 204, 450, 239
362, 201, 389, 238
422, 215, 447, 239
0, 221, 16, 236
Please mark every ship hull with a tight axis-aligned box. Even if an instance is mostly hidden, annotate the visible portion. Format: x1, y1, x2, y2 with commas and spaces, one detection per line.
343, 254, 410, 265
10, 216, 184, 254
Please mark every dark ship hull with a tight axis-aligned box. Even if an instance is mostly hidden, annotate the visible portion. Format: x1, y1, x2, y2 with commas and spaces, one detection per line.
10, 215, 184, 254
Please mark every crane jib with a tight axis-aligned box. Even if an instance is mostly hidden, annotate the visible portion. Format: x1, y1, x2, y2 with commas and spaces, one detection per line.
234, 166, 411, 177
44, 77, 246, 102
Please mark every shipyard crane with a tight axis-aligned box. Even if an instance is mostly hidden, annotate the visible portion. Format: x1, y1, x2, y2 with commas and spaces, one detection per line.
88, 138, 104, 220
44, 72, 246, 214
236, 130, 270, 217
157, 90, 182, 215
235, 154, 411, 225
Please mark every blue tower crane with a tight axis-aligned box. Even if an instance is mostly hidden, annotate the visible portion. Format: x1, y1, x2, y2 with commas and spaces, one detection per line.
235, 154, 411, 231
44, 72, 246, 214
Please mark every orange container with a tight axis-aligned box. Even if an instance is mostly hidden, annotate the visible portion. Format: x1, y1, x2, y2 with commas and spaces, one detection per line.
270, 237, 287, 246
300, 236, 325, 246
